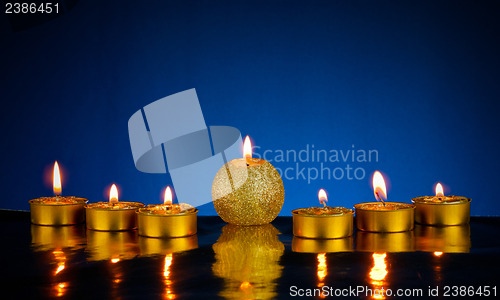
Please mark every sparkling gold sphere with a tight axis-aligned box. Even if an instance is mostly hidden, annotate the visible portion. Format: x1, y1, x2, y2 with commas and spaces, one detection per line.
212, 158, 285, 225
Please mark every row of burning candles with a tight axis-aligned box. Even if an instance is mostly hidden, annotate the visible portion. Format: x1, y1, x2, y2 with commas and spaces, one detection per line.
29, 161, 197, 237
29, 137, 470, 239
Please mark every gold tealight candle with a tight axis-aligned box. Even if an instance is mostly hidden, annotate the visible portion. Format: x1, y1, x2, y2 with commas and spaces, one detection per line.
292, 189, 353, 239
85, 184, 144, 231
412, 182, 471, 226
29, 161, 88, 226
354, 171, 415, 232
137, 186, 198, 238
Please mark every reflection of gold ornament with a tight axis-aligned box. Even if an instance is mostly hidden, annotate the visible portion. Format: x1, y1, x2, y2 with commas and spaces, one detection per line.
212, 158, 284, 225
212, 224, 284, 299
415, 224, 470, 253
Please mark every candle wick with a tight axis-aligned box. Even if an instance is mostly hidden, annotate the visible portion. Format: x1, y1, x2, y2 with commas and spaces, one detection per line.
376, 192, 386, 207
320, 200, 327, 208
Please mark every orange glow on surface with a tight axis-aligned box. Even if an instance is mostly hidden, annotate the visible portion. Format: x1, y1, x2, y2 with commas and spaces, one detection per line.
164, 254, 175, 299
55, 282, 67, 297
435, 183, 444, 197
318, 189, 328, 207
109, 184, 118, 203
434, 251, 443, 257
53, 161, 62, 196
243, 136, 252, 159
111, 258, 120, 264
369, 252, 388, 300
372, 171, 387, 202
55, 264, 65, 275
240, 281, 252, 290
164, 187, 173, 206
370, 253, 388, 281
53, 250, 66, 276
317, 253, 327, 281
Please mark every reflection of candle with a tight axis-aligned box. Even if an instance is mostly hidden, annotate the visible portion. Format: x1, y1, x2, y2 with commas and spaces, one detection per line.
139, 235, 198, 257
212, 136, 285, 225
31, 224, 86, 251
86, 184, 144, 231
292, 236, 353, 253
415, 224, 470, 253
412, 182, 471, 226
29, 161, 88, 225
137, 186, 198, 238
292, 189, 353, 239
355, 171, 415, 232
86, 230, 139, 261
355, 231, 415, 252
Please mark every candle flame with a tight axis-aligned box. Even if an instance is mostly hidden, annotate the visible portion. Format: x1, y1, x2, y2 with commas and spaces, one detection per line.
372, 171, 387, 202
435, 183, 444, 197
243, 136, 252, 159
53, 161, 62, 196
109, 184, 118, 203
164, 186, 173, 205
318, 189, 328, 207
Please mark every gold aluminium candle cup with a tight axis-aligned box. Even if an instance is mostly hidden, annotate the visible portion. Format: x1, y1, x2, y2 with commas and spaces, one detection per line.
139, 235, 198, 256
412, 197, 471, 226
355, 230, 415, 252
415, 224, 470, 253
85, 202, 145, 231
291, 236, 353, 253
29, 198, 88, 226
137, 208, 198, 238
292, 209, 354, 239
354, 202, 415, 232
86, 230, 139, 261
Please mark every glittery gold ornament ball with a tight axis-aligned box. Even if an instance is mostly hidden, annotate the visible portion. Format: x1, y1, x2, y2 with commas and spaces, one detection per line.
212, 158, 285, 225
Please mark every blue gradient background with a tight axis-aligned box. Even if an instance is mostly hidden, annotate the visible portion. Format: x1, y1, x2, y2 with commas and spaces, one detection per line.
1, 0, 498, 215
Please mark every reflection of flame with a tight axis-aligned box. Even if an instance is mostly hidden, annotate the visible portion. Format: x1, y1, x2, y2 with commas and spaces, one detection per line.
53, 250, 66, 275
243, 136, 252, 159
111, 258, 120, 264
53, 161, 62, 196
110, 184, 119, 203
435, 183, 444, 197
164, 254, 175, 299
318, 189, 328, 207
434, 251, 443, 257
369, 253, 388, 300
317, 253, 327, 281
52, 250, 67, 297
54, 282, 67, 297
372, 171, 387, 201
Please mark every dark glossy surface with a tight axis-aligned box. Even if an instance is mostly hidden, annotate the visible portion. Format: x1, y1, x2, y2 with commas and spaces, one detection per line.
1, 211, 499, 299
